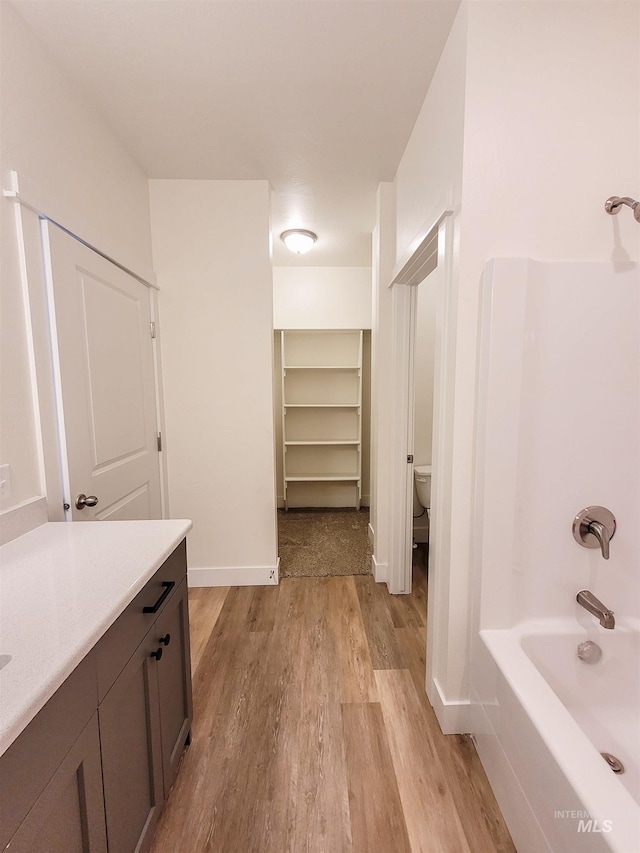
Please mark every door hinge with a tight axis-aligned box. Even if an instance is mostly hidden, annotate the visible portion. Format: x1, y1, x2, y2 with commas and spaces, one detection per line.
157, 432, 162, 452
407, 454, 413, 463
149, 321, 156, 339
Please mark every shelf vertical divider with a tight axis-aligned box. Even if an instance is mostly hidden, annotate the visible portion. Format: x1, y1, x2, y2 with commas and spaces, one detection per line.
280, 330, 287, 510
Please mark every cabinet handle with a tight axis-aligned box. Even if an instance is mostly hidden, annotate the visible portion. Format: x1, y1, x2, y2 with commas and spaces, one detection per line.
143, 581, 175, 613
150, 647, 163, 661
159, 633, 171, 646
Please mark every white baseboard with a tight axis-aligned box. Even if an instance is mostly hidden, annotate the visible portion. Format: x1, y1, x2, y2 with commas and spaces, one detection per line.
188, 559, 279, 588
426, 676, 470, 734
371, 554, 388, 583
276, 498, 371, 510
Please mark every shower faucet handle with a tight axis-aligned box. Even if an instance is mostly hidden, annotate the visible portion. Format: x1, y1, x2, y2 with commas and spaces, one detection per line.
572, 506, 616, 560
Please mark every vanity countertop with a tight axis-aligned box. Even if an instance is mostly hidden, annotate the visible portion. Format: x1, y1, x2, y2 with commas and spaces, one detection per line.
0, 519, 192, 757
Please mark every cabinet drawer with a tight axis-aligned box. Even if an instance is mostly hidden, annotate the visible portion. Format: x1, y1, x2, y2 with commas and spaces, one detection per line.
96, 539, 187, 701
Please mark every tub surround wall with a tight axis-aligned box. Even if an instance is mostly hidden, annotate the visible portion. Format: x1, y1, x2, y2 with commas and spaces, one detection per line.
473, 260, 640, 634
472, 258, 640, 852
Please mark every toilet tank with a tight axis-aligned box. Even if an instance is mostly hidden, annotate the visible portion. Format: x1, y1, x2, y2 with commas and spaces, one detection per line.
414, 464, 432, 508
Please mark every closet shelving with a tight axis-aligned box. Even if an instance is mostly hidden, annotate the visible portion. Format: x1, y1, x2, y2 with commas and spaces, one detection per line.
280, 330, 363, 509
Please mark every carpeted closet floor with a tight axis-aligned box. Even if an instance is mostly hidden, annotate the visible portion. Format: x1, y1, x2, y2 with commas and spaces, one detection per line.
277, 509, 372, 578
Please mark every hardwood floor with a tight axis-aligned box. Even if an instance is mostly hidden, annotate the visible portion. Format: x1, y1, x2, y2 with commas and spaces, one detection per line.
150, 549, 515, 853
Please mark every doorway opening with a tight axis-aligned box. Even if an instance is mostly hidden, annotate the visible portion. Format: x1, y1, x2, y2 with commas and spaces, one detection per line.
273, 329, 373, 579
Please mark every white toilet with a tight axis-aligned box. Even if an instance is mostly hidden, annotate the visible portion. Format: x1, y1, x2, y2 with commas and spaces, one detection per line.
413, 465, 432, 545
414, 464, 432, 514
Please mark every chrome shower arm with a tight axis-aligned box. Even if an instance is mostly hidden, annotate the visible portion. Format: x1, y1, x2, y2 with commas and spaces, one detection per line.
605, 196, 640, 222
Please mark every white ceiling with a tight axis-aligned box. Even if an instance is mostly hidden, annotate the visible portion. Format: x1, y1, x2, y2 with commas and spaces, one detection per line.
10, 0, 459, 266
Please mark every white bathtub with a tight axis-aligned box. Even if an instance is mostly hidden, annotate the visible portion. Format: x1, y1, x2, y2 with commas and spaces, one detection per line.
476, 621, 640, 853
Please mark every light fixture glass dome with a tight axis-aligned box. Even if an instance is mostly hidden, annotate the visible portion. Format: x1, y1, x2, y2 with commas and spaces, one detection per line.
281, 229, 317, 254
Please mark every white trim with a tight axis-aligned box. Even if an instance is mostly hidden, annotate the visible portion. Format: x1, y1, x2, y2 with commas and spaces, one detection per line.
371, 554, 388, 584
387, 284, 414, 594
425, 214, 458, 708
188, 560, 280, 588
367, 521, 374, 546
15, 207, 66, 520
149, 289, 170, 518
13, 199, 46, 499
390, 209, 453, 287
426, 676, 470, 734
40, 220, 73, 517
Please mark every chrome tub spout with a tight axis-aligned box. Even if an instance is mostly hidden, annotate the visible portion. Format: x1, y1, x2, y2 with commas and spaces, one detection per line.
576, 590, 615, 629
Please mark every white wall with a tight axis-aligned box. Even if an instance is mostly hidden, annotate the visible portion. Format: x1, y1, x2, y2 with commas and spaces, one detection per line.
149, 180, 278, 583
0, 2, 155, 515
395, 4, 467, 263
273, 266, 372, 329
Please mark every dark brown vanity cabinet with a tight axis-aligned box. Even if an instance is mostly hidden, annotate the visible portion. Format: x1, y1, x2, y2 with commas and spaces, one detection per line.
155, 580, 193, 790
2, 713, 108, 853
0, 540, 192, 853
99, 577, 192, 853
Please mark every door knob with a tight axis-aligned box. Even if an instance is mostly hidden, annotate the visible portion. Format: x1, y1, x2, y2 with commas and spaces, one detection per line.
75, 493, 99, 509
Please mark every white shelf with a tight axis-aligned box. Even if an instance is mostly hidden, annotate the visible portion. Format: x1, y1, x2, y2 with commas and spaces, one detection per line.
285, 474, 360, 482
284, 440, 359, 446
283, 403, 359, 408
283, 365, 359, 370
280, 330, 363, 509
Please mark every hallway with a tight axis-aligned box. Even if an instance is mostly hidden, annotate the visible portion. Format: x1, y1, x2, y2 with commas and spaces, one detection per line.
150, 553, 514, 852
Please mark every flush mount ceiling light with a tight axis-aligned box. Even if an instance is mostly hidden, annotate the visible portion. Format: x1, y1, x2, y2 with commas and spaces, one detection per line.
280, 229, 317, 254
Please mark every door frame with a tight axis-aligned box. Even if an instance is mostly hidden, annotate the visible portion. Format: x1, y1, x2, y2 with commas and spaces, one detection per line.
387, 210, 459, 720
7, 172, 168, 520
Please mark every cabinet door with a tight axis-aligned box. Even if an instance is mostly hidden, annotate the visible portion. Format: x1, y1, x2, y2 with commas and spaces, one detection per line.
99, 635, 164, 853
7, 714, 107, 853
155, 580, 193, 793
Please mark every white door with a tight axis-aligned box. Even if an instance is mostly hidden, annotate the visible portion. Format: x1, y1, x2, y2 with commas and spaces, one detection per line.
43, 222, 162, 521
